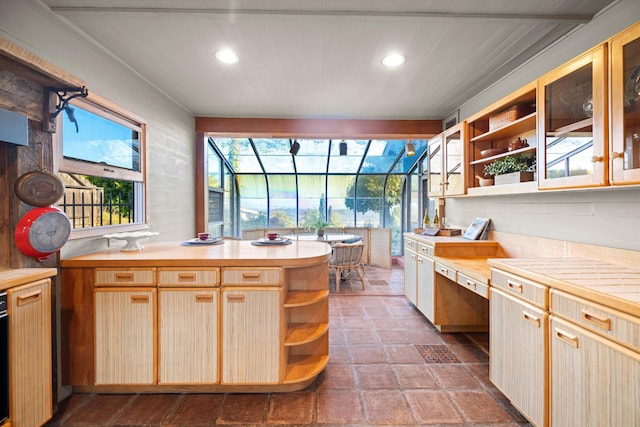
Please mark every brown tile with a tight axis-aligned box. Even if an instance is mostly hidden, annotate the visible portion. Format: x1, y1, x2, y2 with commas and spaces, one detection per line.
342, 316, 373, 329
429, 364, 481, 389
215, 394, 268, 425
266, 391, 314, 424
358, 296, 387, 307
448, 343, 490, 363
340, 306, 367, 317
316, 389, 364, 424
392, 364, 438, 389
387, 305, 420, 317
363, 305, 391, 316
361, 390, 415, 425
162, 394, 223, 426
112, 394, 179, 425
59, 394, 133, 426
397, 316, 431, 329
349, 344, 388, 364
405, 327, 444, 344
328, 344, 352, 364
375, 328, 409, 344
441, 332, 472, 345
316, 365, 356, 389
329, 329, 347, 344
404, 390, 464, 424
328, 316, 344, 330
346, 329, 379, 344
384, 344, 425, 364
49, 394, 93, 425
466, 362, 494, 388
449, 390, 515, 423
354, 364, 399, 389
369, 316, 402, 330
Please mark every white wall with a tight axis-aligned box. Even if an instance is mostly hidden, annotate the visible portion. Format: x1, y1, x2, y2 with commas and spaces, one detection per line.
0, 0, 197, 251
447, 1, 640, 252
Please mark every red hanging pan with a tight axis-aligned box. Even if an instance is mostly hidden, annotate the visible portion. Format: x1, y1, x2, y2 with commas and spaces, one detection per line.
14, 206, 71, 262
14, 144, 65, 206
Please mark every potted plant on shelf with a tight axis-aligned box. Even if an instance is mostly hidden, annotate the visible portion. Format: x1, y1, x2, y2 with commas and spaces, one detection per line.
483, 154, 536, 185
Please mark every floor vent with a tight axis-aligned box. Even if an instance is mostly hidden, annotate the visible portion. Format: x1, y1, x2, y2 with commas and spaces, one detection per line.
416, 344, 461, 364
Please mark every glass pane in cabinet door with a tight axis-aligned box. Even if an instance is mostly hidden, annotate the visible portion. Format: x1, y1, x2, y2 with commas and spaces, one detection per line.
427, 136, 442, 194
445, 131, 463, 193
623, 37, 640, 171
544, 63, 594, 179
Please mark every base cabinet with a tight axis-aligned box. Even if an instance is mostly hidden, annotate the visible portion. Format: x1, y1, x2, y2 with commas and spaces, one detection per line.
158, 289, 218, 384
403, 243, 418, 306
490, 288, 548, 427
550, 316, 640, 427
416, 252, 434, 321
8, 279, 52, 427
94, 288, 156, 385
221, 288, 281, 384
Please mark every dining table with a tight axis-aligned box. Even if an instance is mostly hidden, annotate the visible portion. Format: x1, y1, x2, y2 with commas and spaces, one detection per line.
282, 233, 359, 244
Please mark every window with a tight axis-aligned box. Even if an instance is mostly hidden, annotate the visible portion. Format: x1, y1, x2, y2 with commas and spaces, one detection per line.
54, 95, 146, 235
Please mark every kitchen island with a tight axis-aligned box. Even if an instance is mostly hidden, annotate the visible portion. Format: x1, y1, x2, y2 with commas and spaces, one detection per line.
60, 239, 331, 393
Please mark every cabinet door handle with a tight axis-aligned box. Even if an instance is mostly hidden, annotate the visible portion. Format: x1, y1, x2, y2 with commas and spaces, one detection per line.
178, 273, 197, 282
418, 258, 423, 264
195, 294, 213, 303
17, 290, 42, 306
611, 151, 624, 159
554, 328, 579, 348
411, 254, 416, 260
507, 280, 523, 293
131, 295, 149, 303
227, 294, 245, 303
581, 309, 611, 331
466, 280, 477, 290
522, 311, 540, 328
242, 273, 261, 281
115, 273, 134, 282
591, 155, 604, 163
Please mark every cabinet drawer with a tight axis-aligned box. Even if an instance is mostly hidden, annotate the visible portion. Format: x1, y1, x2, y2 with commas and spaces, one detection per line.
457, 272, 489, 299
222, 268, 282, 286
404, 238, 417, 251
491, 269, 548, 308
95, 268, 156, 287
158, 268, 219, 287
417, 243, 434, 257
550, 289, 640, 353
435, 262, 456, 281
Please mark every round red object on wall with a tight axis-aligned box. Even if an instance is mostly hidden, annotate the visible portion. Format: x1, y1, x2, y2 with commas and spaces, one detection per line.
14, 206, 71, 262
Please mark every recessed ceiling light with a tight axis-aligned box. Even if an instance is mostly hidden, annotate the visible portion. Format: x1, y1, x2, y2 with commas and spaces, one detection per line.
382, 53, 405, 67
215, 49, 239, 64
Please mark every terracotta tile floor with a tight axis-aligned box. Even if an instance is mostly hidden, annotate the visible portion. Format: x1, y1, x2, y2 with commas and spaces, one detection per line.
46, 262, 532, 426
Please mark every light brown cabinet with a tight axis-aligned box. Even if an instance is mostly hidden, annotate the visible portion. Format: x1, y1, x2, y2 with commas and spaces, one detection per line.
490, 287, 548, 427
94, 288, 156, 385
538, 44, 608, 189
221, 288, 281, 384
610, 21, 640, 185
158, 289, 218, 384
7, 279, 52, 427
466, 81, 537, 194
61, 241, 331, 392
428, 123, 466, 196
550, 316, 640, 427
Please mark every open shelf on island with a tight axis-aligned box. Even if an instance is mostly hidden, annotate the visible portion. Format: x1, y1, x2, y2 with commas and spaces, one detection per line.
284, 290, 329, 307
285, 323, 329, 346
283, 354, 329, 384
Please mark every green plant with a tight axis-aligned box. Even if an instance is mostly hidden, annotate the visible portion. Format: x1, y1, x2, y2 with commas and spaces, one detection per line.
311, 218, 330, 231
483, 154, 536, 176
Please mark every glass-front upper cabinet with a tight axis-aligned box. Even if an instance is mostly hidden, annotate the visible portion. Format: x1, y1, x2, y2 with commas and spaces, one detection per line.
443, 122, 466, 196
610, 21, 640, 185
427, 133, 443, 197
427, 122, 466, 197
537, 44, 608, 189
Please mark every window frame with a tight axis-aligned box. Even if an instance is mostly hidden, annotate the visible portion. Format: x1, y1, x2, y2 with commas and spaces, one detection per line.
53, 92, 148, 238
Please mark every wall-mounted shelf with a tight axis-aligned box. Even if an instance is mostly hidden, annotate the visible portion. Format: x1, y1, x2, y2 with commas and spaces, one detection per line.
470, 146, 536, 166
470, 113, 537, 144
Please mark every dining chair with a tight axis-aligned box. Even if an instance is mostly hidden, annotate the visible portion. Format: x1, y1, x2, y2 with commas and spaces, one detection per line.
329, 240, 365, 292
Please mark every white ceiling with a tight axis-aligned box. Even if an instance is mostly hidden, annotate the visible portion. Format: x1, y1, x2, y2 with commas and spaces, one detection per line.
42, 0, 616, 120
